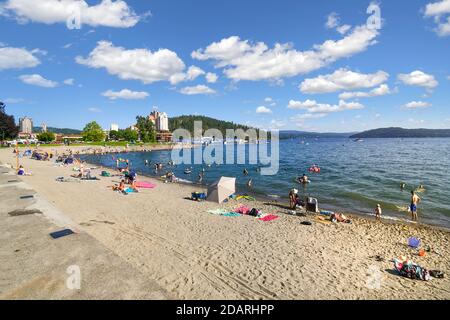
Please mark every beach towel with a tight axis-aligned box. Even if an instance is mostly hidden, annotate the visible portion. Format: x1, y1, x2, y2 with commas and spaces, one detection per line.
320, 210, 334, 216
222, 212, 242, 217
259, 214, 279, 222
135, 181, 156, 189
235, 205, 251, 215
208, 209, 230, 215
236, 195, 255, 201
124, 188, 138, 194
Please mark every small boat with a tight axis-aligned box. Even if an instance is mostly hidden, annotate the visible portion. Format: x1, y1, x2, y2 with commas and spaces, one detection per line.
353, 138, 364, 142
184, 168, 192, 174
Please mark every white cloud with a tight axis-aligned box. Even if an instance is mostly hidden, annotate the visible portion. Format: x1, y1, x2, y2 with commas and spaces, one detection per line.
0, 0, 141, 28
76, 41, 186, 85
186, 66, 205, 81
88, 107, 102, 113
179, 85, 216, 95
205, 72, 218, 83
0, 46, 40, 70
339, 83, 392, 100
264, 97, 273, 103
325, 12, 339, 29
424, 1, 450, 36
256, 106, 272, 114
398, 70, 438, 89
288, 99, 364, 114
63, 78, 75, 85
300, 68, 388, 94
102, 89, 149, 100
402, 101, 432, 109
19, 74, 58, 88
191, 25, 379, 82
291, 113, 328, 121
325, 12, 351, 35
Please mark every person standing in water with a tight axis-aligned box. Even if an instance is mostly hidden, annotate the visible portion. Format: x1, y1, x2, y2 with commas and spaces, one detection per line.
374, 204, 382, 221
410, 191, 421, 221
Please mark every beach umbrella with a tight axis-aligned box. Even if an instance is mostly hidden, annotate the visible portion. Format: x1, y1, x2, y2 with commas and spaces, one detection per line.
207, 177, 236, 203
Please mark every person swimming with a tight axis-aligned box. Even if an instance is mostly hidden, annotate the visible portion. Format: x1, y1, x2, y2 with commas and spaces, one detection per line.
243, 168, 249, 176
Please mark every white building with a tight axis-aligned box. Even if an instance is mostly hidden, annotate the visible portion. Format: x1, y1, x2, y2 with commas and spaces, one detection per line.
19, 117, 33, 134
110, 123, 119, 132
41, 123, 47, 133
156, 112, 169, 131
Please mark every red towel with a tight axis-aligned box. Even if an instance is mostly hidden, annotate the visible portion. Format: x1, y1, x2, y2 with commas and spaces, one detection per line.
259, 214, 279, 222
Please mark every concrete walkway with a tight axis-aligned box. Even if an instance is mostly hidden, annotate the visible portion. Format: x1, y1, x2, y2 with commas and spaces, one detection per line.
0, 164, 170, 300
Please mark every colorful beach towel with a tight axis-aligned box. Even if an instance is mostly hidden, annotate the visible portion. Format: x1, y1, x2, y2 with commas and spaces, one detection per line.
124, 188, 138, 194
135, 181, 156, 189
222, 212, 242, 217
234, 205, 251, 215
259, 214, 279, 222
236, 195, 255, 201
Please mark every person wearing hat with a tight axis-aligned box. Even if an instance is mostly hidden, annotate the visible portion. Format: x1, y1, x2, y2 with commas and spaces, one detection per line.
289, 189, 298, 209
374, 204, 382, 221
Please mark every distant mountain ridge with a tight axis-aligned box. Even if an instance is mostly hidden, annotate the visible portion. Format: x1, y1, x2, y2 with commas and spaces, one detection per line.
279, 130, 355, 139
33, 127, 82, 134
350, 127, 450, 138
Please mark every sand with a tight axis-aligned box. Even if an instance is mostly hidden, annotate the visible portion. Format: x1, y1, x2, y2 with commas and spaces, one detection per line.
1, 146, 449, 300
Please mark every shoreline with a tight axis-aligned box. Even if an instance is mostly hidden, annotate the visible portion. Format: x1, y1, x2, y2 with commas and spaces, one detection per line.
78, 150, 450, 233
1, 146, 449, 299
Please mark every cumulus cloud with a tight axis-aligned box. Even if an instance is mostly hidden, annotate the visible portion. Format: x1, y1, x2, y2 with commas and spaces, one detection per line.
179, 85, 216, 95
76, 41, 187, 84
256, 106, 272, 114
339, 84, 392, 100
19, 74, 58, 88
88, 107, 102, 113
300, 68, 388, 94
191, 25, 379, 82
102, 89, 149, 100
398, 70, 438, 89
0, 46, 40, 70
288, 99, 364, 114
424, 0, 450, 36
205, 72, 218, 83
186, 66, 205, 81
0, 0, 142, 28
402, 101, 432, 109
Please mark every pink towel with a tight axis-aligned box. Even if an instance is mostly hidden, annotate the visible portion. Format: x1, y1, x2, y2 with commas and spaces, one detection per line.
135, 181, 156, 189
259, 214, 279, 222
235, 205, 250, 215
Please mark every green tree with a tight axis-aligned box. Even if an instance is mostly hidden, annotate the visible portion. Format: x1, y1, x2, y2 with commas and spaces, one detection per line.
121, 128, 138, 142
109, 130, 120, 141
136, 116, 156, 143
0, 103, 19, 141
37, 132, 56, 142
82, 121, 105, 142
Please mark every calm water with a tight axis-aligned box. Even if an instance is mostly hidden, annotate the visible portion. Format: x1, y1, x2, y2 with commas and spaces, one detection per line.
81, 138, 450, 228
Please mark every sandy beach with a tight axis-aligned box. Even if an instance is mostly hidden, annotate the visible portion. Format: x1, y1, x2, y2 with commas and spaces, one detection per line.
1, 146, 449, 300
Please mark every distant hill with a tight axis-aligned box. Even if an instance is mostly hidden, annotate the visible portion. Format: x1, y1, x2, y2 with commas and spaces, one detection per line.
350, 127, 450, 138
33, 127, 82, 135
279, 130, 355, 139
169, 115, 259, 136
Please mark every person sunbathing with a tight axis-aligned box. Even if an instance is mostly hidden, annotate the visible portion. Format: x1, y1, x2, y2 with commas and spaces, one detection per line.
112, 180, 126, 192
17, 165, 32, 176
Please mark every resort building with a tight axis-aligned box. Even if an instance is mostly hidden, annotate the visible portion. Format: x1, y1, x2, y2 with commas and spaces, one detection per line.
110, 123, 119, 132
41, 123, 47, 133
148, 110, 172, 142
19, 116, 33, 134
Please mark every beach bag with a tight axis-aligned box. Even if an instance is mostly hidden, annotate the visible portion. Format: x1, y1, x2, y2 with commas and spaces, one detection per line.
248, 208, 260, 217
191, 192, 206, 201
306, 197, 319, 213
101, 171, 111, 177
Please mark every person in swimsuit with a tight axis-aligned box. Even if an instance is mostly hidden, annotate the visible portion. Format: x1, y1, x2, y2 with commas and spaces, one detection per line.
374, 204, 382, 221
410, 191, 421, 221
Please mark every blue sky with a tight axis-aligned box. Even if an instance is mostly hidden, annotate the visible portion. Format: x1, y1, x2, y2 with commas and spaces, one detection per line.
0, 0, 449, 132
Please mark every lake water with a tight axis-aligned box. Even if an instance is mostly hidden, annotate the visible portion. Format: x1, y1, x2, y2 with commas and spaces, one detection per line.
81, 138, 450, 228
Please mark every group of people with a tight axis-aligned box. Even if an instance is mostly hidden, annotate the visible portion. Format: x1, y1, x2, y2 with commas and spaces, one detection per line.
373, 189, 421, 222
